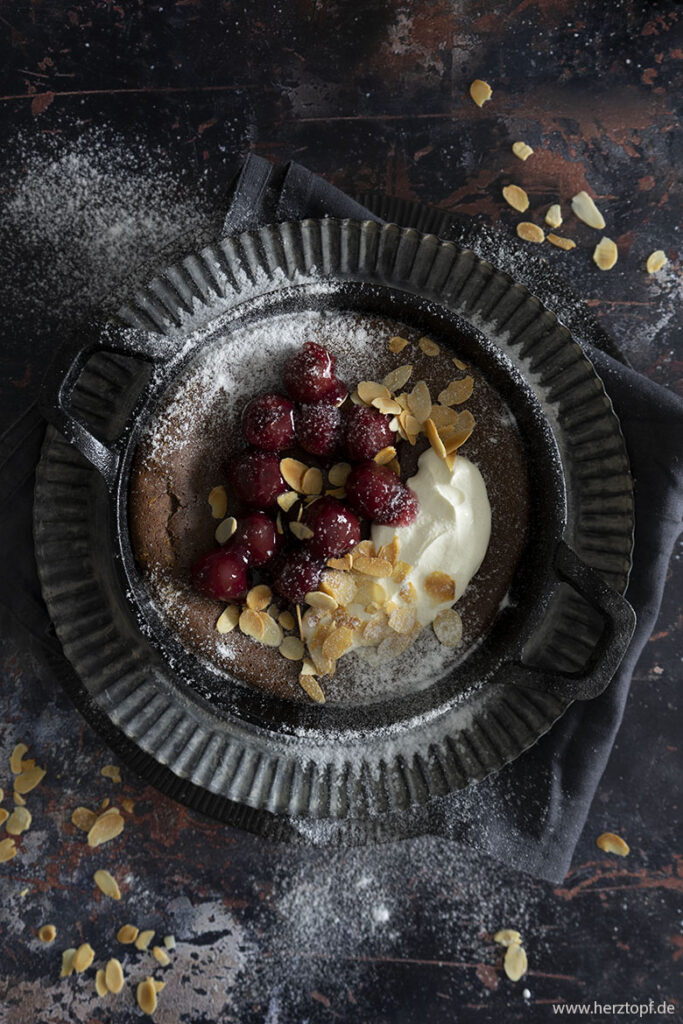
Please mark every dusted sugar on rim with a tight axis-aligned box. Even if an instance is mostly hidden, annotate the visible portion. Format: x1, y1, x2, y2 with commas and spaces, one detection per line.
129, 309, 530, 705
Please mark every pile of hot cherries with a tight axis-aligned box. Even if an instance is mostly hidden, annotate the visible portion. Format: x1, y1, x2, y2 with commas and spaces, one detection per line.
191, 342, 418, 605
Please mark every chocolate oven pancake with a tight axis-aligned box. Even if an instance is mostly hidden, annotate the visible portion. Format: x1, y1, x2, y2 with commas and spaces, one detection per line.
129, 309, 530, 704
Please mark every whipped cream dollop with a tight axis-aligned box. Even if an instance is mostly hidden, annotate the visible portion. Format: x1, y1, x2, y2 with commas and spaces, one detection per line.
372, 448, 492, 626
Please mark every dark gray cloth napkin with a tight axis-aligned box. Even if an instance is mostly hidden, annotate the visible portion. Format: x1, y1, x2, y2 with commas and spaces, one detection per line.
1, 156, 681, 883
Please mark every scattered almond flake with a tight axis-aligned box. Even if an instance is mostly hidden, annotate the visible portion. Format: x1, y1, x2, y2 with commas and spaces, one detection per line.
353, 540, 376, 557
101, 797, 110, 810
153, 980, 166, 993
116, 924, 139, 944
246, 584, 272, 611
440, 409, 476, 453
516, 222, 544, 243
387, 457, 401, 476
372, 395, 403, 415
135, 929, 155, 951
388, 605, 417, 635
6, 806, 32, 835
327, 553, 353, 571
374, 445, 397, 465
438, 376, 474, 406
298, 673, 326, 703
545, 203, 563, 228
95, 968, 108, 997
296, 604, 304, 640
279, 635, 305, 661
320, 570, 357, 606
407, 380, 432, 423
452, 356, 468, 370
289, 521, 314, 541
512, 141, 533, 161
71, 806, 97, 831
207, 485, 228, 520
73, 942, 95, 973
353, 554, 394, 578
378, 633, 414, 660
153, 945, 171, 966
322, 625, 355, 661
445, 451, 457, 471
328, 462, 351, 487
121, 798, 135, 814
296, 501, 306, 519
163, 935, 176, 950
547, 233, 576, 251
216, 604, 240, 634
399, 581, 418, 604
277, 490, 299, 512
433, 608, 464, 647
0, 809, 8, 826
502, 185, 529, 213
349, 389, 363, 405
504, 943, 528, 982
424, 418, 447, 460
87, 809, 124, 848
275, 512, 284, 535
357, 380, 390, 404
494, 928, 522, 947
596, 831, 630, 856
0, 786, 3, 801
215, 515, 237, 545
382, 363, 413, 392
299, 658, 316, 676
38, 924, 57, 943
377, 535, 400, 565
593, 236, 618, 271
14, 764, 46, 795
280, 457, 308, 491
301, 466, 323, 495
571, 190, 606, 229
646, 250, 667, 274
425, 571, 456, 602
13, 791, 26, 806
388, 335, 409, 353
278, 609, 296, 630
10, 742, 29, 774
391, 561, 411, 584
258, 612, 283, 647
137, 977, 158, 1015
60, 948, 77, 978
429, 404, 458, 427
101, 764, 121, 784
239, 607, 266, 640
94, 868, 121, 900
469, 78, 492, 107
417, 336, 440, 357
305, 590, 338, 612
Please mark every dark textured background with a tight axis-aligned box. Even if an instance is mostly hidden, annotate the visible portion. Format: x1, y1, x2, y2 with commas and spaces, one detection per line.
0, 2, 681, 1022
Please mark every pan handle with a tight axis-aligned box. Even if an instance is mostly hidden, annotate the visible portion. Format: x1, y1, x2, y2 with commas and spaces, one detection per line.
39, 328, 166, 492
496, 541, 635, 701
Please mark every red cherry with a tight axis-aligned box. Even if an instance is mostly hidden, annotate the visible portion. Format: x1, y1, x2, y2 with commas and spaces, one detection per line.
191, 544, 249, 601
272, 549, 325, 604
241, 393, 296, 451
296, 402, 342, 457
303, 497, 361, 559
284, 342, 338, 402
232, 512, 280, 567
345, 461, 419, 526
230, 450, 287, 508
343, 405, 395, 461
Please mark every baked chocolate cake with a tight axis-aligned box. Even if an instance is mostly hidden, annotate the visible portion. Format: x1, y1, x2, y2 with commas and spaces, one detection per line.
129, 309, 530, 704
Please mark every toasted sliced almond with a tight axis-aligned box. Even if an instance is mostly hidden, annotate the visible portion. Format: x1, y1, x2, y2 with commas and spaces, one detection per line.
418, 336, 440, 357
453, 356, 468, 370
494, 928, 522, 947
353, 555, 393, 578
517, 222, 544, 243
135, 929, 155, 951
429, 404, 459, 427
0, 809, 8, 826
105, 957, 125, 993
301, 467, 323, 495
298, 673, 326, 703
101, 764, 121, 783
382, 364, 413, 392
101, 798, 110, 810
327, 553, 353, 572
10, 743, 29, 774
388, 605, 417, 635
137, 977, 158, 1015
328, 462, 351, 487
392, 560, 411, 584
374, 445, 397, 465
153, 945, 171, 966
73, 942, 95, 973
121, 797, 135, 814
87, 809, 124, 848
215, 516, 237, 545
407, 380, 432, 423
94, 869, 121, 900
280, 458, 308, 491
277, 490, 299, 512
13, 791, 26, 806
258, 612, 283, 648
512, 141, 533, 161
70, 806, 95, 832
438, 376, 474, 406
322, 626, 355, 661
571, 190, 605, 229
547, 233, 576, 251
545, 203, 563, 228
646, 250, 667, 274
14, 765, 45, 794
593, 236, 618, 270
6, 806, 31, 835
61, 948, 77, 977
239, 607, 266, 640
425, 571, 456, 602
278, 610, 296, 630
300, 658, 317, 676
117, 924, 139, 944
279, 636, 305, 660
38, 924, 57, 943
163, 935, 176, 950
320, 571, 357, 607
305, 590, 338, 612
433, 608, 463, 647
388, 335, 409, 353
596, 831, 630, 856
504, 943, 528, 982
95, 968, 108, 997
289, 521, 314, 541
357, 380, 390, 405
246, 584, 272, 611
216, 604, 240, 634
378, 633, 414, 660
439, 410, 476, 453
207, 485, 228, 520
469, 78, 492, 107
296, 604, 304, 640
503, 185, 529, 213
425, 418, 447, 459
372, 396, 403, 415
349, 389, 363, 405
377, 535, 400, 566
